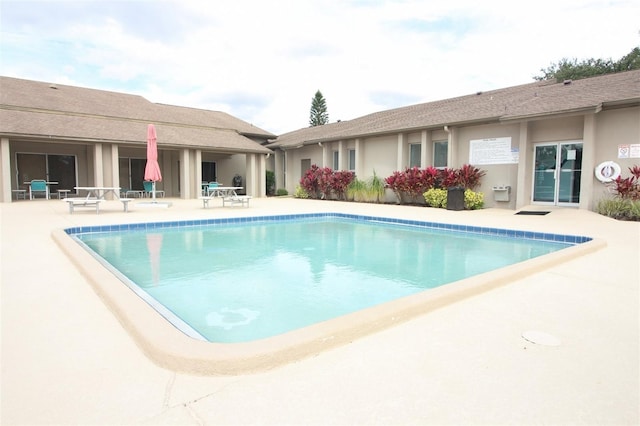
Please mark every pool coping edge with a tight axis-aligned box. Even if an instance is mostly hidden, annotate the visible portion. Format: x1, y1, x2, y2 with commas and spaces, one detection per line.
51, 221, 606, 376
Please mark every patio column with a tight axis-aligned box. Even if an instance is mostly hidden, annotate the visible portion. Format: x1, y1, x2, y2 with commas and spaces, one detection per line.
93, 143, 104, 187
180, 148, 191, 199
258, 154, 266, 196
243, 153, 265, 197
245, 153, 256, 196
337, 140, 345, 170
421, 130, 431, 167
515, 122, 530, 209
195, 149, 202, 195
445, 126, 458, 167
1, 137, 10, 203
580, 113, 596, 210
109, 144, 119, 195
319, 143, 329, 168
397, 133, 406, 170
274, 150, 285, 194
355, 138, 364, 178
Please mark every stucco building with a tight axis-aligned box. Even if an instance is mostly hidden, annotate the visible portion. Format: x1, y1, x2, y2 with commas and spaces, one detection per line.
268, 70, 640, 210
0, 76, 274, 202
3, 72, 639, 210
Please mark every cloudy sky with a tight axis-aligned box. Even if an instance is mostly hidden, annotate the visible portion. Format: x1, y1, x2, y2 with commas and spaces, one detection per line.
1, 0, 638, 134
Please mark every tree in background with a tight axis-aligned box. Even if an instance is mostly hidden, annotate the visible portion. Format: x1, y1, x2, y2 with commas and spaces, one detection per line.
534, 46, 640, 82
309, 90, 329, 126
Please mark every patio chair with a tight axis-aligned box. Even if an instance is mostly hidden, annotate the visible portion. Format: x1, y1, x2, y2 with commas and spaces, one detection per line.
29, 179, 49, 199
143, 181, 164, 198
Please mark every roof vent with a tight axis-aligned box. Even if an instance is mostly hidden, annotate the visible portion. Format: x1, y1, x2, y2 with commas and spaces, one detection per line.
49, 84, 58, 89
476, 91, 483, 95
563, 79, 572, 85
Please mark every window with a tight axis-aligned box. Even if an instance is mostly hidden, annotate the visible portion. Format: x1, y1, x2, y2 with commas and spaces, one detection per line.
201, 161, 217, 182
332, 151, 339, 170
434, 141, 448, 168
17, 153, 77, 195
409, 144, 421, 167
348, 149, 356, 171
301, 159, 311, 174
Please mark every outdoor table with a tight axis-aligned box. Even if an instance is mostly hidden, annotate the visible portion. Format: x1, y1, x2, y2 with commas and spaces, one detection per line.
73, 186, 131, 212
207, 186, 242, 197
199, 187, 242, 208
74, 186, 122, 200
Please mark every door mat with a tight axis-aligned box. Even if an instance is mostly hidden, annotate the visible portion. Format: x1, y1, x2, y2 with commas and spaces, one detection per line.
515, 211, 550, 216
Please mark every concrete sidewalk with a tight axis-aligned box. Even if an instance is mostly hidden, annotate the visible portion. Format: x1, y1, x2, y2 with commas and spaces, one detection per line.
1, 197, 638, 425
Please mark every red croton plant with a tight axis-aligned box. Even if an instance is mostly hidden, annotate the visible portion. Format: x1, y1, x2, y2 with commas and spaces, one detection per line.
385, 164, 486, 202
299, 165, 355, 199
610, 165, 640, 200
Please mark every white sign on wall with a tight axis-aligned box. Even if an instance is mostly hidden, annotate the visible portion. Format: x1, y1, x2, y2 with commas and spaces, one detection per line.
469, 137, 517, 165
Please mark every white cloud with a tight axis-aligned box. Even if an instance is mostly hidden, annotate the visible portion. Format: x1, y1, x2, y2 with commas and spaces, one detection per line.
1, 0, 639, 134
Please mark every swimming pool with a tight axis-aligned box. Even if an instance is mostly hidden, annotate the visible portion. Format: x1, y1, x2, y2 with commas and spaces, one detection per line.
55, 212, 601, 374
71, 214, 577, 343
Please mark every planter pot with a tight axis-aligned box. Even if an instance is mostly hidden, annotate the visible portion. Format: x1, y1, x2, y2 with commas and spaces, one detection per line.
446, 187, 465, 211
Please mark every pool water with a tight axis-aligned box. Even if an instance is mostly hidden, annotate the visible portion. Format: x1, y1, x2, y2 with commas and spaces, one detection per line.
74, 215, 577, 343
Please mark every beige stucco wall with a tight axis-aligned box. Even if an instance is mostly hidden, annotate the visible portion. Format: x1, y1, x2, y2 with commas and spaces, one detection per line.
8, 141, 90, 192
278, 106, 639, 211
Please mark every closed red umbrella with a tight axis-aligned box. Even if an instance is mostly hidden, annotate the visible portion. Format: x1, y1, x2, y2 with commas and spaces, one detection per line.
144, 124, 162, 201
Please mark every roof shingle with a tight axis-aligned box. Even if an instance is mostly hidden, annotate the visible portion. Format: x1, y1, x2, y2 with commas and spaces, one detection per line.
0, 76, 275, 153
270, 70, 640, 148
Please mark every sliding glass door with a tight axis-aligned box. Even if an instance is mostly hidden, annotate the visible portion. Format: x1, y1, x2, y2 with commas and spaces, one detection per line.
532, 142, 583, 205
119, 158, 146, 191
16, 153, 77, 194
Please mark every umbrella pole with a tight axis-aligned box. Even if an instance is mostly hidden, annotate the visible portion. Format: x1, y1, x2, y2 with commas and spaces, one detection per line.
152, 181, 157, 202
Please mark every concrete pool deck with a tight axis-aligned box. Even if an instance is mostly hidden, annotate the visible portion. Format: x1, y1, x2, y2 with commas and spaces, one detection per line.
1, 197, 638, 425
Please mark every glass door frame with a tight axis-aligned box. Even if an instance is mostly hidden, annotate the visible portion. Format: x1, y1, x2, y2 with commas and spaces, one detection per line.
15, 152, 78, 195
531, 140, 583, 206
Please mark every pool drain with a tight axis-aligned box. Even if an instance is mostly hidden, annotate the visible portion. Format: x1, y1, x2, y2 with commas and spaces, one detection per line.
522, 330, 561, 346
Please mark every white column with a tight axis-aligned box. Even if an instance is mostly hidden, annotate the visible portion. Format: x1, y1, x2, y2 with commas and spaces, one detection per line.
180, 148, 190, 199
275, 150, 284, 193
580, 114, 596, 210
244, 153, 256, 196
110, 144, 119, 191
195, 149, 202, 192
446, 127, 457, 167
93, 143, 104, 187
1, 138, 11, 203
397, 133, 405, 170
355, 138, 364, 177
421, 130, 431, 167
258, 154, 266, 197
337, 140, 344, 170
516, 122, 529, 209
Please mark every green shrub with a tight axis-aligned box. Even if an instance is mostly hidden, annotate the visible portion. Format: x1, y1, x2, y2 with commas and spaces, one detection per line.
294, 184, 309, 199
595, 198, 640, 220
630, 200, 640, 219
464, 190, 484, 210
366, 171, 386, 203
275, 188, 288, 196
423, 188, 484, 210
347, 178, 366, 202
423, 188, 447, 208
265, 170, 275, 195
